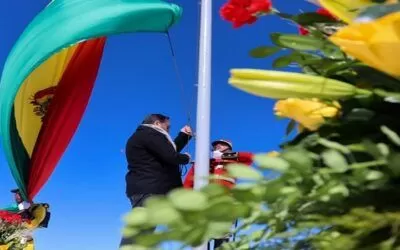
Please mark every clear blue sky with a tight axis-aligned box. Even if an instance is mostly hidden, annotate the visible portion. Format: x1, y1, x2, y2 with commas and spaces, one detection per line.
0, 1, 315, 249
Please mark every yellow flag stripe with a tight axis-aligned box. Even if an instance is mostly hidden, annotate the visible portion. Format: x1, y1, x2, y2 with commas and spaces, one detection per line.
14, 45, 78, 157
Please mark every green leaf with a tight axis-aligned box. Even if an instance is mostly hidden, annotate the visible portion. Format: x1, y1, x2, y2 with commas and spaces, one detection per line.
280, 186, 298, 195
204, 196, 237, 221
226, 164, 263, 180
320, 45, 345, 59
270, 33, 324, 51
388, 153, 400, 177
180, 210, 206, 224
249, 46, 281, 58
232, 185, 258, 203
286, 119, 297, 136
323, 61, 357, 76
321, 150, 349, 172
273, 54, 294, 68
201, 184, 229, 199
232, 203, 252, 218
144, 197, 181, 225
356, 3, 400, 22
377, 143, 390, 157
281, 149, 313, 174
291, 12, 338, 25
381, 126, 400, 146
251, 184, 268, 202
294, 55, 324, 66
120, 246, 147, 250
168, 189, 208, 212
264, 179, 286, 203
123, 207, 148, 227
353, 66, 400, 91
362, 140, 383, 159
160, 230, 187, 242
328, 184, 349, 197
384, 96, 400, 103
122, 227, 139, 237
253, 154, 290, 172
275, 12, 294, 19
365, 170, 384, 181
206, 221, 233, 239
182, 225, 208, 246
302, 65, 319, 75
344, 108, 375, 122
135, 233, 165, 247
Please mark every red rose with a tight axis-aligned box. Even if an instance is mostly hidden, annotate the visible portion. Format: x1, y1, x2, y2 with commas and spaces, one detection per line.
220, 0, 272, 28
0, 210, 23, 224
298, 8, 336, 35
298, 26, 309, 35
316, 8, 336, 19
247, 0, 272, 13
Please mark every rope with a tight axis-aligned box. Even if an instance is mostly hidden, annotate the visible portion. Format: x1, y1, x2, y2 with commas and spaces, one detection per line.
165, 0, 202, 132
165, 31, 197, 176
166, 31, 193, 126
154, 0, 202, 176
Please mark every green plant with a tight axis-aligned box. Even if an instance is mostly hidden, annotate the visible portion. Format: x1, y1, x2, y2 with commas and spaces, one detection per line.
122, 1, 400, 249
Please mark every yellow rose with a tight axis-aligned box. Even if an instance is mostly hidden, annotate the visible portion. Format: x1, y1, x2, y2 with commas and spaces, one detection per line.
318, 0, 397, 23
0, 245, 9, 250
25, 205, 47, 230
274, 98, 341, 131
330, 12, 400, 77
24, 241, 34, 250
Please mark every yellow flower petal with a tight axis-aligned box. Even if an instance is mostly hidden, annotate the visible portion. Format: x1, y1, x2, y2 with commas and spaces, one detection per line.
369, 43, 400, 75
330, 12, 400, 76
298, 124, 306, 133
329, 37, 381, 68
274, 98, 340, 131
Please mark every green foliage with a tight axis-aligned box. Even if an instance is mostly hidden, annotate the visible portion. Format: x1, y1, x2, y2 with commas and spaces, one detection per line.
123, 122, 400, 249
356, 3, 400, 21
121, 3, 400, 250
249, 46, 281, 58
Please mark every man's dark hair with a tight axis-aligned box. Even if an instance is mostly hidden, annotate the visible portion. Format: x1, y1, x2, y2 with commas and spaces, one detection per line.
142, 114, 170, 125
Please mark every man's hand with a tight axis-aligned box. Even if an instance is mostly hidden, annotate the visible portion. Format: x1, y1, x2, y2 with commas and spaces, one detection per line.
181, 125, 193, 136
184, 152, 191, 162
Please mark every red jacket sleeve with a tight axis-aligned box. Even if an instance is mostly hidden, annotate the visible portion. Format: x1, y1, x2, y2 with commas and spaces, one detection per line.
237, 152, 254, 165
183, 164, 195, 189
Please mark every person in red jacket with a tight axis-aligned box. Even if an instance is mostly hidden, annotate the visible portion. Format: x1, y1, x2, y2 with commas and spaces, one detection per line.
183, 139, 254, 249
183, 139, 253, 189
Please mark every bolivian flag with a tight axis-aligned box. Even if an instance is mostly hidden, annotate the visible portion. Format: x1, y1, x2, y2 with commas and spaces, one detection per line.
0, 0, 182, 201
15, 38, 106, 200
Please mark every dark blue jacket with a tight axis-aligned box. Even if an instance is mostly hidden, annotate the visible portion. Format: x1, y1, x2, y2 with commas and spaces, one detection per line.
125, 125, 191, 196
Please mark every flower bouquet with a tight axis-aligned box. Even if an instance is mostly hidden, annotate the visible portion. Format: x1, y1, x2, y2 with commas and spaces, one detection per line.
122, 1, 400, 249
0, 211, 31, 250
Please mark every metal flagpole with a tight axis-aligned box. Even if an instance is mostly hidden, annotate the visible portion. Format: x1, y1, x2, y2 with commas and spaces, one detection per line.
193, 0, 212, 248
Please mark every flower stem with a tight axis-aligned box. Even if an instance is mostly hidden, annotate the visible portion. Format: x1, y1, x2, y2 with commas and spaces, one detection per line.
350, 160, 387, 169
374, 89, 400, 99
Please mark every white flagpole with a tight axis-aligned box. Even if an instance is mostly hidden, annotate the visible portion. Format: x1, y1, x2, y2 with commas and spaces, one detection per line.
193, 0, 212, 248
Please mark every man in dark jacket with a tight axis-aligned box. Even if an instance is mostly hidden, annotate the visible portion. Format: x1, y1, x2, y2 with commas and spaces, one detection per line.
125, 113, 192, 199
120, 113, 192, 247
